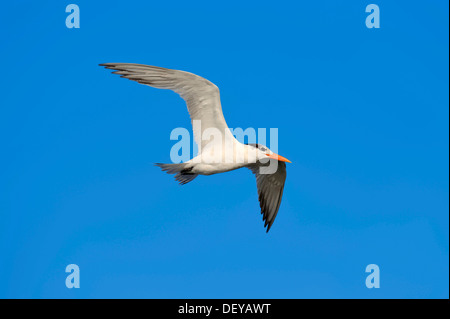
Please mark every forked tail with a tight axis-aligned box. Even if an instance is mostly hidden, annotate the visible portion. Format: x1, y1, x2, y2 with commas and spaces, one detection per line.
155, 163, 198, 185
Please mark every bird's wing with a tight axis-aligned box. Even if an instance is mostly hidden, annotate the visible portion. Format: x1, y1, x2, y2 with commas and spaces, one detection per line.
100, 63, 235, 149
248, 160, 287, 232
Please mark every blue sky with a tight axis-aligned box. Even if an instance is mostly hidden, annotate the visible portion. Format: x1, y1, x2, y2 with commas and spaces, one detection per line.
0, 1, 448, 298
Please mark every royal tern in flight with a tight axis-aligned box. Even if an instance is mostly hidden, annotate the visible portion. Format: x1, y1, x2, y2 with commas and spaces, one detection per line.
100, 63, 291, 232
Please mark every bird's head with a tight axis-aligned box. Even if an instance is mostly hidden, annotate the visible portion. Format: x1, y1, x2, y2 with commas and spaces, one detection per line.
246, 143, 292, 163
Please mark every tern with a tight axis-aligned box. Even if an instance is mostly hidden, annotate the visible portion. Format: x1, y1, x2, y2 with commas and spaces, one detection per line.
100, 63, 291, 232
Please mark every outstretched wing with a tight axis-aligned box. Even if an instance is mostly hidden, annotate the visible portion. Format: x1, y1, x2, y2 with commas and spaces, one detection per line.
249, 160, 287, 232
100, 63, 235, 149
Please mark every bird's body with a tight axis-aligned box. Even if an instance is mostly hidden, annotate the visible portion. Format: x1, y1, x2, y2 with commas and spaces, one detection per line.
190, 161, 244, 175
187, 141, 258, 175
100, 63, 291, 232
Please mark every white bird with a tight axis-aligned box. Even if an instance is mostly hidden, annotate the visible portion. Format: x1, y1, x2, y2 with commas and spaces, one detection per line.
100, 63, 291, 232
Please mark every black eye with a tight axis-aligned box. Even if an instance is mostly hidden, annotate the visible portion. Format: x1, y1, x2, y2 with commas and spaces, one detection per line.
245, 143, 266, 152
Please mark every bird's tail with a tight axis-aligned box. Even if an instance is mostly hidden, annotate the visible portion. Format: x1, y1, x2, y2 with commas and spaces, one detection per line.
155, 163, 198, 185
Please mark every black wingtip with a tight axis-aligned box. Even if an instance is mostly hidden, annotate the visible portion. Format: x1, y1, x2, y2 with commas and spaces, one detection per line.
99, 63, 115, 68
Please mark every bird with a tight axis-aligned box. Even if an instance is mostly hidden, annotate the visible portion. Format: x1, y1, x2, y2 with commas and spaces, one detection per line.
100, 63, 291, 232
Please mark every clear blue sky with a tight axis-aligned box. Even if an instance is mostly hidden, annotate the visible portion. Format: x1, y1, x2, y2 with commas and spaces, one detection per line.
0, 1, 448, 298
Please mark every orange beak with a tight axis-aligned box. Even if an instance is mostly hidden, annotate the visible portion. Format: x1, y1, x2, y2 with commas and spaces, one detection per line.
267, 153, 292, 163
